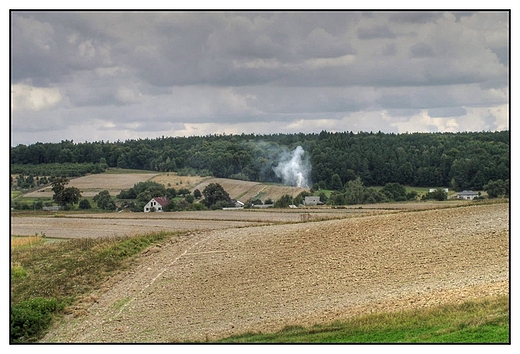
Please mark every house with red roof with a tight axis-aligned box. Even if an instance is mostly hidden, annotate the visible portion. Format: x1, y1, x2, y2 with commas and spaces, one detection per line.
144, 197, 170, 212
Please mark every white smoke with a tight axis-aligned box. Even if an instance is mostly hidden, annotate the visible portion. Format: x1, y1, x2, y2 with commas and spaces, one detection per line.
273, 146, 311, 188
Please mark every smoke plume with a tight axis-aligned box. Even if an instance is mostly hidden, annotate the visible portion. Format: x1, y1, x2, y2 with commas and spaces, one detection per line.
273, 146, 311, 188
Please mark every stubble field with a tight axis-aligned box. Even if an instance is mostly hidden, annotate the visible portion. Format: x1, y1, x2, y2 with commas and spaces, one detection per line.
38, 201, 509, 343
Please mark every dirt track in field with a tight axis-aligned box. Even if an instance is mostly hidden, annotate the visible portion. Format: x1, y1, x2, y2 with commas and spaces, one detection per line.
40, 202, 509, 343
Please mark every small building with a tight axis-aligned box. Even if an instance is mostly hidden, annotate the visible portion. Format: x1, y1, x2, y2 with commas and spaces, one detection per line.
223, 200, 245, 210
429, 188, 448, 193
252, 204, 274, 208
232, 199, 245, 208
457, 190, 479, 200
304, 196, 321, 206
43, 206, 61, 212
144, 197, 170, 212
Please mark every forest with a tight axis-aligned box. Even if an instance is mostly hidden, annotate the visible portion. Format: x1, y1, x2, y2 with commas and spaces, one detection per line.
10, 130, 509, 192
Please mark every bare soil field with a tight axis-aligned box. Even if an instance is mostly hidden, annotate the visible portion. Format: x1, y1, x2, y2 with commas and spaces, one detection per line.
24, 173, 158, 198
40, 202, 509, 343
10, 208, 371, 239
11, 201, 471, 239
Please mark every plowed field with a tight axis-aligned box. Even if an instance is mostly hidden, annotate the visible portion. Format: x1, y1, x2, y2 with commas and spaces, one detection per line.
40, 202, 509, 343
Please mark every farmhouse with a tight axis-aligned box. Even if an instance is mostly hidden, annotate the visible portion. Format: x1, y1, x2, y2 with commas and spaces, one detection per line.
144, 197, 170, 212
304, 196, 321, 206
456, 190, 479, 200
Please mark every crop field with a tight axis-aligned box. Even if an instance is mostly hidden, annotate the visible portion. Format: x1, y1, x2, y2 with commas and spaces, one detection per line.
192, 177, 309, 202
32, 201, 509, 343
18, 171, 307, 202
23, 172, 159, 198
149, 174, 209, 190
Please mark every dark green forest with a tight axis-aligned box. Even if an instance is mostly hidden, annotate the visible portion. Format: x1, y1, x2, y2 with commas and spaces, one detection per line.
10, 130, 509, 192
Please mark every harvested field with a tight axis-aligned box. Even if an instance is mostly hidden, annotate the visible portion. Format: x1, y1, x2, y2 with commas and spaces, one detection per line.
10, 209, 368, 239
24, 173, 158, 198
150, 174, 209, 190
192, 177, 309, 202
11, 201, 471, 239
40, 202, 509, 343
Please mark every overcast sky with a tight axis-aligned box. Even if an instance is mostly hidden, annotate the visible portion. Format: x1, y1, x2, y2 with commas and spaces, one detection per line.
10, 9, 510, 146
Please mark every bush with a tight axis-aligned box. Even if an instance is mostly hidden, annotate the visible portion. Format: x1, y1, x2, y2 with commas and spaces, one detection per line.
10, 297, 62, 343
78, 199, 92, 210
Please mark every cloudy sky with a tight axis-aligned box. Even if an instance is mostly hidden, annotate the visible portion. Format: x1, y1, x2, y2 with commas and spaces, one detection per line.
10, 9, 510, 146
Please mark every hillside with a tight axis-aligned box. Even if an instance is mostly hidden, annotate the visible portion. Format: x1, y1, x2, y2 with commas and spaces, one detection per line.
19, 170, 307, 204
191, 177, 309, 203
40, 203, 508, 343
11, 130, 510, 193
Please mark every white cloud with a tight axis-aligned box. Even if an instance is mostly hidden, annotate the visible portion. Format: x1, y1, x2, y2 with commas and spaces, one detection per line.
11, 84, 62, 112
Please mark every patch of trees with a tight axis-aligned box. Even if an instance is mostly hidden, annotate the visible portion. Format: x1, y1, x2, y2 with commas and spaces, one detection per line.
11, 131, 509, 191
11, 162, 108, 179
51, 178, 82, 209
93, 190, 117, 211
117, 181, 179, 212
483, 179, 510, 198
326, 179, 418, 206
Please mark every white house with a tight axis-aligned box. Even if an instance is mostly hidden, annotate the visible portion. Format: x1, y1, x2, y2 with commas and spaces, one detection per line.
144, 197, 170, 212
457, 190, 479, 200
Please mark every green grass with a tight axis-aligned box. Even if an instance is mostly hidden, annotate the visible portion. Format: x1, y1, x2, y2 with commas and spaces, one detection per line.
10, 230, 180, 342
214, 296, 509, 343
11, 190, 23, 199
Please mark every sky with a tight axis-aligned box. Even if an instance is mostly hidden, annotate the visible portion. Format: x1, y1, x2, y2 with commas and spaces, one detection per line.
9, 6, 511, 146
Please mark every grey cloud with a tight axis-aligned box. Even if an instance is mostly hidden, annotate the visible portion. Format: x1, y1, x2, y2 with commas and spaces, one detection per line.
482, 111, 499, 131
409, 42, 435, 58
490, 45, 509, 67
357, 25, 397, 40
428, 107, 467, 118
388, 12, 442, 23
385, 108, 423, 117
382, 43, 397, 56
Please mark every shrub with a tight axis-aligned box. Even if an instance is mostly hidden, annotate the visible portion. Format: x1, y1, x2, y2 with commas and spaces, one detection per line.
10, 297, 62, 343
78, 199, 92, 210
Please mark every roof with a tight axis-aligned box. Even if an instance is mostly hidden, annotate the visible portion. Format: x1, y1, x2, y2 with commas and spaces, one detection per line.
152, 197, 170, 206
458, 190, 478, 195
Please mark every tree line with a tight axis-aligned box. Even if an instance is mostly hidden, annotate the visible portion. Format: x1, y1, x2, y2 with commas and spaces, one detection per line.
11, 130, 509, 191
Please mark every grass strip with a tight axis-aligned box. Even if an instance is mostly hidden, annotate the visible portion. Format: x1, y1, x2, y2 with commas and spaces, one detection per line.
213, 295, 509, 344
10, 231, 179, 342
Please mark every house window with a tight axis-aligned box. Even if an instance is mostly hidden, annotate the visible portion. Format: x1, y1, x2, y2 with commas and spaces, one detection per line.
145, 207, 149, 211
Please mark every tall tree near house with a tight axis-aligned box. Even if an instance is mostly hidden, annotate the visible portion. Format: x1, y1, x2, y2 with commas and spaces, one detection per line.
202, 183, 232, 208
93, 190, 117, 210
